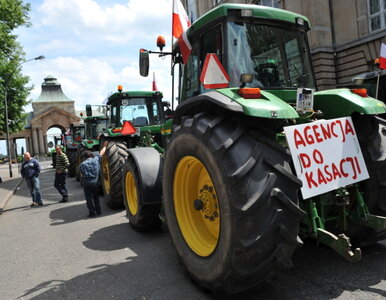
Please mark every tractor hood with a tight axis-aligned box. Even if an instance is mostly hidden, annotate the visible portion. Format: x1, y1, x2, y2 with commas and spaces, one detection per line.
314, 88, 386, 118
217, 88, 299, 119
174, 89, 299, 122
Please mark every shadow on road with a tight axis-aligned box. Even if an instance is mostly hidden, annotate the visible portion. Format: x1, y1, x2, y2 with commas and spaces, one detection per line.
253, 240, 386, 299
49, 203, 123, 225
22, 224, 212, 300
83, 223, 166, 251
0, 176, 23, 193
49, 203, 89, 225
21, 221, 386, 300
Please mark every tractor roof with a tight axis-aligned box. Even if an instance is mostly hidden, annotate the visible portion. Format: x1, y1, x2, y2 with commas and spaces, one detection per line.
84, 115, 108, 121
187, 3, 310, 36
107, 90, 163, 105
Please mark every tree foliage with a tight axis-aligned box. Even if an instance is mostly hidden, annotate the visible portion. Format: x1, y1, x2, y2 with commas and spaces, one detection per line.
0, 0, 32, 134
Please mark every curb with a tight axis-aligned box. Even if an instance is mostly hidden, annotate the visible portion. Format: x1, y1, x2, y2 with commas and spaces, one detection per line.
0, 177, 24, 213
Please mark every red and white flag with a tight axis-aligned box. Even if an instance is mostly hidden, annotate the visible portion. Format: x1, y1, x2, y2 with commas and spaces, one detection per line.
172, 0, 192, 64
152, 72, 158, 91
380, 43, 386, 70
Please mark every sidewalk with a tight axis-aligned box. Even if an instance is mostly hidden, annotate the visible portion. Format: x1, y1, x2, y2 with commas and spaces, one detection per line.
0, 156, 52, 212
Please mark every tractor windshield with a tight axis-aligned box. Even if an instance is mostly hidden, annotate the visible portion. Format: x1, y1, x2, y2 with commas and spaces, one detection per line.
119, 97, 162, 127
73, 126, 85, 141
91, 119, 108, 139
227, 21, 315, 89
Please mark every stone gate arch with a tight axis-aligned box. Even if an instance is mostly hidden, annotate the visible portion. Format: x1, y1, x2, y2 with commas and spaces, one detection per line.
8, 76, 81, 157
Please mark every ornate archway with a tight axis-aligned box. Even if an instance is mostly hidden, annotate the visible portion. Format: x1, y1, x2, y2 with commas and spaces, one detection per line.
8, 75, 81, 157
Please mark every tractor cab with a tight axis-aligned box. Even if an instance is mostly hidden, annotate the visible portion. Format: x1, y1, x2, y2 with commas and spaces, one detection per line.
178, 5, 316, 104
107, 87, 165, 129
84, 116, 109, 140
69, 124, 85, 143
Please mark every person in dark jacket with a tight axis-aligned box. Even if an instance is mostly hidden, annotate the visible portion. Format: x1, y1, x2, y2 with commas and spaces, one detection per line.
79, 141, 108, 217
21, 152, 42, 207
54, 145, 70, 203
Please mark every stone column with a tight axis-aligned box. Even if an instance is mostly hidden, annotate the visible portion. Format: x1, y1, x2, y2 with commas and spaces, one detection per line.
29, 137, 32, 153
43, 135, 48, 153
38, 128, 45, 155
25, 137, 30, 153
32, 128, 39, 156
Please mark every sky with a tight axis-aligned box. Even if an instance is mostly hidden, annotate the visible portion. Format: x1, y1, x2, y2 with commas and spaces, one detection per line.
3, 0, 177, 156
18, 0, 175, 110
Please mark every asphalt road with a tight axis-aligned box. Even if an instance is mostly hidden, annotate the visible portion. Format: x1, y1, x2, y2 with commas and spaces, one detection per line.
0, 160, 386, 299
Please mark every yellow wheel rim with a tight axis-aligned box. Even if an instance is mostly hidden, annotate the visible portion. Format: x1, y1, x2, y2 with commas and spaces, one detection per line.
101, 154, 110, 194
125, 170, 138, 215
173, 156, 220, 257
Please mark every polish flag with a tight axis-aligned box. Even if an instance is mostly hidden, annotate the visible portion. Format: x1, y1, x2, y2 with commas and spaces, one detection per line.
172, 0, 192, 64
380, 43, 386, 70
152, 72, 158, 91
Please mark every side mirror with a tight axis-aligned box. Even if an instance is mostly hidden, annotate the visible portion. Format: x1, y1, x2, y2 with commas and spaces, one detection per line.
139, 49, 149, 77
86, 104, 92, 117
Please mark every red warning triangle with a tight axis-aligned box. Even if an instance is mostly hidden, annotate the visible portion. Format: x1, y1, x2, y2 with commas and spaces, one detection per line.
200, 53, 230, 89
121, 121, 136, 135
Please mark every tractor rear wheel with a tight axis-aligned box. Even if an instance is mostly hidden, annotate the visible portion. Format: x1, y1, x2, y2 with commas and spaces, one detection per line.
67, 150, 77, 177
122, 158, 162, 231
101, 140, 128, 209
52, 152, 57, 169
351, 114, 386, 246
163, 112, 305, 295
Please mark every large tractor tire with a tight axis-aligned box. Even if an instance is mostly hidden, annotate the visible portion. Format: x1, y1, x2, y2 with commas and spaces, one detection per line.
101, 140, 128, 209
350, 114, 386, 246
67, 150, 77, 177
163, 112, 305, 295
122, 148, 162, 231
76, 146, 87, 182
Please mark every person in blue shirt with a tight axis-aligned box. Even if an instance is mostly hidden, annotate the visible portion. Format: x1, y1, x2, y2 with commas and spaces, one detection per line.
79, 141, 108, 217
21, 152, 42, 207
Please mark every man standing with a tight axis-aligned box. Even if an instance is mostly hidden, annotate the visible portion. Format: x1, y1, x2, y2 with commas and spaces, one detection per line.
54, 145, 70, 203
21, 152, 42, 207
79, 141, 108, 217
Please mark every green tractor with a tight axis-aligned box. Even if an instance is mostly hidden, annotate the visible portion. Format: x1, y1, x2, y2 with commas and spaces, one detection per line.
133, 3, 386, 295
66, 124, 85, 177
50, 134, 66, 169
352, 69, 386, 104
100, 86, 171, 210
76, 105, 109, 182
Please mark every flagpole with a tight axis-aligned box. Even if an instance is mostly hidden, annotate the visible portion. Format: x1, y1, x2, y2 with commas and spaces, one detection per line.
171, 0, 175, 111
375, 69, 381, 99
378, 43, 386, 99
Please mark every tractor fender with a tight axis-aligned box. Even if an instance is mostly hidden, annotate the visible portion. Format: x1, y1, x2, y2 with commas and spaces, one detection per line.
174, 89, 299, 123
126, 147, 163, 205
314, 88, 386, 118
174, 91, 243, 124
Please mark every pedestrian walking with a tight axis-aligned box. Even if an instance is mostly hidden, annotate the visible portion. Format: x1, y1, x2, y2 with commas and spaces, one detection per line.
54, 145, 70, 203
79, 141, 108, 217
21, 152, 43, 207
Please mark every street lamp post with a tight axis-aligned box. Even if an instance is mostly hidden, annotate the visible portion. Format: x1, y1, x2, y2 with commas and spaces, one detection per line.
3, 55, 45, 178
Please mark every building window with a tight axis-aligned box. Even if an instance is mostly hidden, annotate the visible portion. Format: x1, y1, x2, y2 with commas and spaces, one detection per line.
368, 0, 386, 32
213, 0, 222, 7
255, 0, 280, 8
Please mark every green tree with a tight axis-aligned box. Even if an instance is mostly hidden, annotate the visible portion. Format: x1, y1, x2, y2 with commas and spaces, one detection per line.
0, 0, 32, 134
